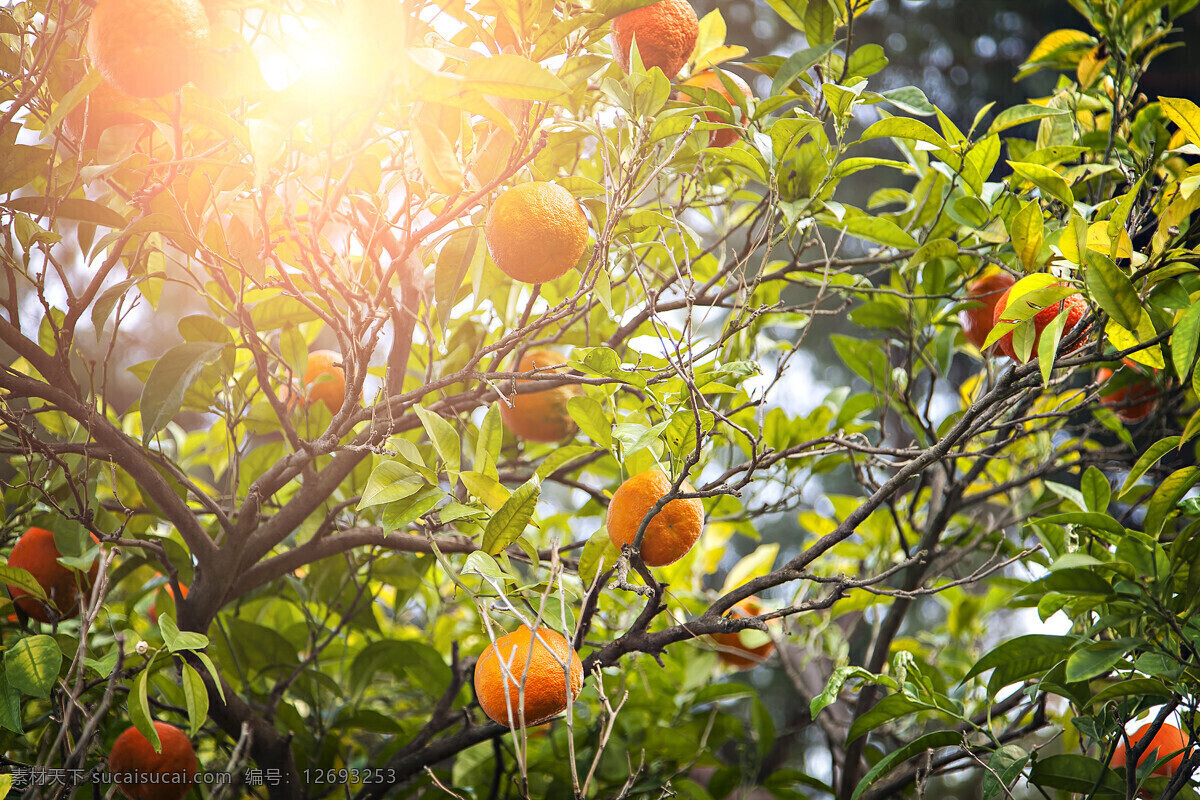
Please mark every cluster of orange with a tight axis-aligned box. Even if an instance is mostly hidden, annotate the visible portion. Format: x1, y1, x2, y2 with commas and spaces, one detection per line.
473, 0, 774, 727
2, 528, 196, 799
66, 0, 771, 752
484, 0, 753, 286
959, 272, 1160, 423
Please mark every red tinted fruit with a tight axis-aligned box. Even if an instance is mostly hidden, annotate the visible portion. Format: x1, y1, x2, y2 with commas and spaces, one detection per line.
991, 286, 1087, 363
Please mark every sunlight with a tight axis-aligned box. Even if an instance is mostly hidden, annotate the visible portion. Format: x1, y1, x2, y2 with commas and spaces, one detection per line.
258, 30, 350, 92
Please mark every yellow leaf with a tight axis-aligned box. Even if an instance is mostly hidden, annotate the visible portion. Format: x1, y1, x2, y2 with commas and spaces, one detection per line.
1076, 46, 1108, 89
1025, 29, 1096, 65
1162, 97, 1200, 148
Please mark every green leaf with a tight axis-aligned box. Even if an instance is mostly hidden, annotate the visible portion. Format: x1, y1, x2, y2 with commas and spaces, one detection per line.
414, 405, 462, 474
982, 745, 1029, 800
846, 694, 938, 744
475, 405, 503, 475
4, 635, 61, 699
1081, 466, 1111, 512
988, 104, 1070, 134
1084, 250, 1140, 330
140, 342, 226, 442
1172, 302, 1200, 380
1119, 437, 1182, 499
876, 86, 937, 116
0, 196, 127, 229
194, 652, 225, 702
1010, 200, 1044, 271
851, 731, 962, 800
770, 41, 840, 96
1029, 754, 1125, 795
761, 0, 807, 29
1088, 677, 1173, 706
812, 666, 895, 719
579, 528, 619, 586
358, 461, 426, 510
461, 54, 568, 101
0, 670, 19, 733
803, 0, 835, 45
413, 119, 464, 195
833, 216, 919, 249
1037, 309, 1067, 383
833, 157, 914, 178
249, 296, 321, 330
832, 334, 891, 384
1017, 566, 1115, 597
279, 324, 308, 379
1144, 467, 1200, 538
859, 117, 950, 150
91, 277, 144, 340
1007, 161, 1074, 205
483, 476, 540, 555
460, 471, 512, 510
158, 613, 210, 653
846, 44, 887, 78
961, 634, 1073, 685
381, 486, 444, 532
567, 396, 612, 449
535, 444, 596, 481
1065, 640, 1128, 682
128, 667, 161, 752
181, 663, 208, 737
0, 566, 46, 600
1161, 97, 1200, 147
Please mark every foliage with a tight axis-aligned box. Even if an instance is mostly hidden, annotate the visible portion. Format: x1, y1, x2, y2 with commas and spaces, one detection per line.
1, 0, 1200, 798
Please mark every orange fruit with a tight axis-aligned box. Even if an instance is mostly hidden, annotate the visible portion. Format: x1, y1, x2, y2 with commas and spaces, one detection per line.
109, 721, 198, 800
301, 350, 346, 414
991, 285, 1087, 363
606, 470, 704, 566
87, 0, 210, 98
473, 625, 583, 727
1097, 359, 1159, 423
678, 70, 753, 148
62, 80, 145, 151
959, 271, 1016, 351
710, 597, 775, 669
498, 350, 581, 442
485, 182, 589, 284
5, 527, 100, 623
1113, 722, 1189, 777
611, 0, 699, 79
149, 582, 189, 623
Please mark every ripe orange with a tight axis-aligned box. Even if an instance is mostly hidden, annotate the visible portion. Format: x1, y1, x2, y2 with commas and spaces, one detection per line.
473, 625, 583, 727
991, 285, 1087, 363
1113, 722, 1189, 777
87, 0, 210, 98
62, 80, 144, 151
710, 597, 775, 669
611, 0, 699, 79
301, 350, 346, 414
5, 527, 100, 623
485, 182, 589, 284
959, 271, 1016, 351
149, 582, 189, 623
606, 470, 704, 566
498, 350, 581, 442
1097, 359, 1159, 423
109, 721, 198, 800
678, 70, 753, 148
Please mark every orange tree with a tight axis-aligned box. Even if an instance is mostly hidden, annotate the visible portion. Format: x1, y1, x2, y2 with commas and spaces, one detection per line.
2, 0, 1200, 798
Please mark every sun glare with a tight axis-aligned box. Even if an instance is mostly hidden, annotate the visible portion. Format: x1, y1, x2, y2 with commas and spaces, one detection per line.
259, 31, 350, 92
